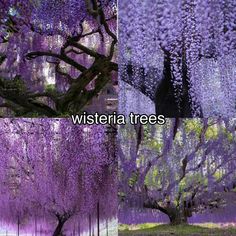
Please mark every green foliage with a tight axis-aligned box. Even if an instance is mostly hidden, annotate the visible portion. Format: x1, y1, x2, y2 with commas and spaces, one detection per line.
128, 171, 139, 188
205, 126, 218, 140
222, 128, 234, 142
213, 170, 222, 181
0, 75, 27, 93
144, 167, 162, 188
142, 126, 163, 153
184, 119, 219, 140
45, 84, 56, 93
148, 139, 162, 152
177, 173, 208, 200
184, 119, 202, 136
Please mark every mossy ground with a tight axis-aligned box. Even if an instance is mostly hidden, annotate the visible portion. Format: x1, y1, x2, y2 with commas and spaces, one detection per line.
119, 223, 236, 236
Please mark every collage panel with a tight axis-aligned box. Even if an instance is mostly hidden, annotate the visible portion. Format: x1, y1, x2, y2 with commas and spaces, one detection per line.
0, 119, 117, 235
118, 119, 236, 235
0, 1, 117, 117
119, 1, 236, 118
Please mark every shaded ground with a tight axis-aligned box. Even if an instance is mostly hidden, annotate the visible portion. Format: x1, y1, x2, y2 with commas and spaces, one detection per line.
119, 223, 236, 236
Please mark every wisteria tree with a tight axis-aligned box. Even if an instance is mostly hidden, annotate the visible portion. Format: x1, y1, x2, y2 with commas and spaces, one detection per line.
119, 119, 236, 225
0, 119, 117, 235
0, 0, 117, 117
120, 1, 236, 117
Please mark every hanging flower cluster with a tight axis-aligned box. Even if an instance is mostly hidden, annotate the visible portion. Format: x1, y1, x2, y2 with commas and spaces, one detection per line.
0, 119, 117, 234
119, 119, 236, 224
0, 0, 117, 116
120, 0, 236, 116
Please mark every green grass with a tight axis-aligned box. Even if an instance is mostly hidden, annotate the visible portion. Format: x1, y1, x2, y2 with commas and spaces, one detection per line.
119, 223, 236, 236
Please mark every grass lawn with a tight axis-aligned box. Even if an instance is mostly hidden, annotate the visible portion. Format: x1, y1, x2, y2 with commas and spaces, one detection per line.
119, 223, 236, 236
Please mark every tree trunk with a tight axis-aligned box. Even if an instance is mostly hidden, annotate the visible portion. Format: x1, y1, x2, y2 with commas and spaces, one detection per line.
155, 50, 182, 117
155, 50, 202, 117
169, 214, 188, 225
53, 219, 66, 236
167, 208, 188, 225
143, 199, 190, 225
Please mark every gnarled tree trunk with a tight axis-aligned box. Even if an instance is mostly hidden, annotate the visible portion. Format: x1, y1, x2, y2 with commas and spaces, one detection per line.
53, 217, 67, 236
155, 50, 195, 118
167, 208, 188, 225
144, 199, 191, 225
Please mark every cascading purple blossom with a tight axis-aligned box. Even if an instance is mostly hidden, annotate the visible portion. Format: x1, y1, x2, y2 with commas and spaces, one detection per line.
0, 119, 117, 235
119, 0, 236, 117
118, 119, 236, 225
0, 0, 117, 116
